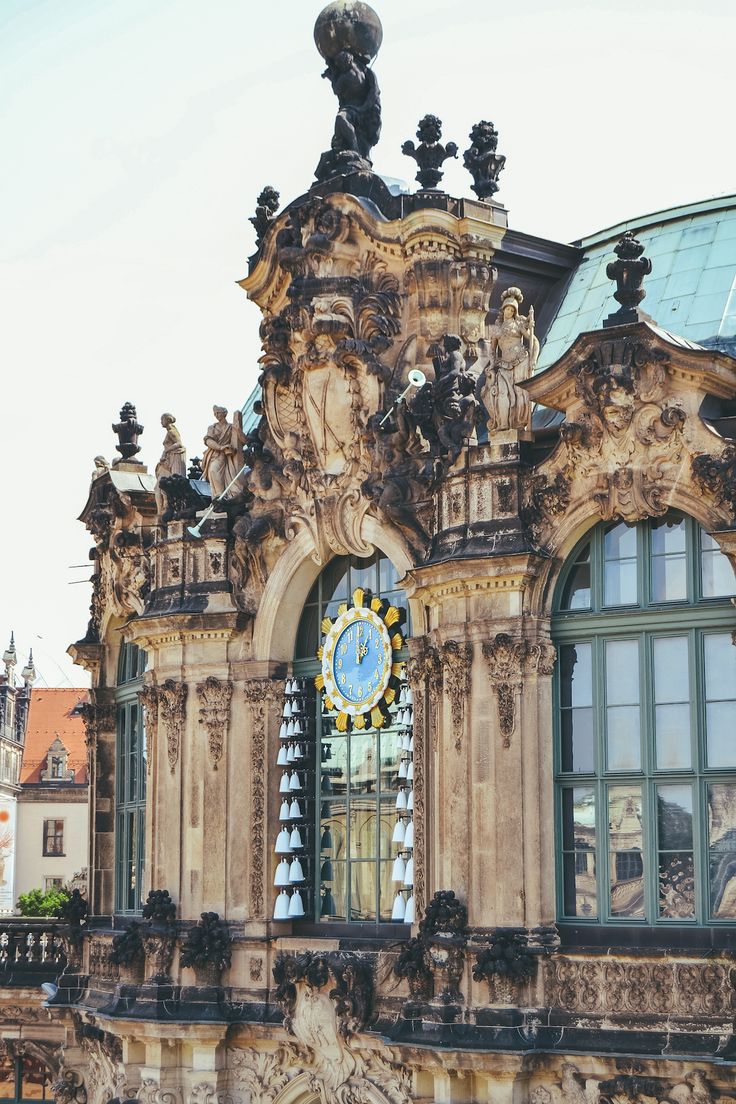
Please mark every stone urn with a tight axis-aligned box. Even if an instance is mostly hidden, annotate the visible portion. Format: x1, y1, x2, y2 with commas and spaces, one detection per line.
142, 931, 176, 983
428, 933, 465, 1003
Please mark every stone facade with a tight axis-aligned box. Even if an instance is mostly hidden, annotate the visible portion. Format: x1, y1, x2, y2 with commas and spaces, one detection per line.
53, 5, 736, 1102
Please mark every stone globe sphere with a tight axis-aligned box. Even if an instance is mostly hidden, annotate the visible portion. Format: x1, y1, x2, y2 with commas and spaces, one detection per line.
314, 1, 383, 62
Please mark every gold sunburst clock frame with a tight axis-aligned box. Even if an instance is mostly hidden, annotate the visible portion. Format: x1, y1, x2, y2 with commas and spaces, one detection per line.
315, 587, 406, 732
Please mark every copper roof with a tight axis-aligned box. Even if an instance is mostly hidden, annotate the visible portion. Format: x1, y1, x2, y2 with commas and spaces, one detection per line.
20, 688, 90, 785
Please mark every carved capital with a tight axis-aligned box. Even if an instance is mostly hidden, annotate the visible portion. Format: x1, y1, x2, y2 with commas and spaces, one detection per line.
482, 634, 555, 748
158, 680, 187, 773
138, 683, 158, 775
196, 676, 232, 769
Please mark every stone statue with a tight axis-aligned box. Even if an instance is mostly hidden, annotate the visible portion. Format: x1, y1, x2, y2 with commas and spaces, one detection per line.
313, 2, 383, 181
402, 115, 458, 190
91, 456, 109, 481
202, 406, 245, 500
154, 414, 186, 515
250, 186, 280, 249
431, 334, 478, 461
475, 288, 539, 434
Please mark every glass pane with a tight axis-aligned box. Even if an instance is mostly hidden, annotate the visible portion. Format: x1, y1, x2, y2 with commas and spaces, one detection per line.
708, 784, 736, 919
378, 730, 400, 792
349, 733, 376, 794
701, 531, 736, 598
349, 804, 377, 859
658, 852, 695, 919
350, 861, 376, 921
608, 785, 644, 918
606, 707, 641, 771
605, 521, 637, 560
704, 633, 736, 767
322, 557, 350, 606
378, 859, 394, 921
651, 516, 686, 555
560, 643, 592, 707
605, 640, 640, 705
0, 1057, 14, 1092
655, 705, 691, 769
604, 560, 638, 606
653, 636, 689, 703
651, 553, 686, 602
560, 709, 594, 773
22, 1056, 52, 1099
324, 860, 347, 921
561, 787, 597, 917
561, 553, 591, 610
351, 553, 378, 593
658, 784, 693, 849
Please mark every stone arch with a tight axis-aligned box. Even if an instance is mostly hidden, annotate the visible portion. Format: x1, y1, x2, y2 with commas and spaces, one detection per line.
251, 515, 417, 664
525, 484, 736, 621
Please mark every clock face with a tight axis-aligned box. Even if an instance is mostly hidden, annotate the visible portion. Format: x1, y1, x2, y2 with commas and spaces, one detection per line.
317, 587, 405, 731
322, 607, 391, 717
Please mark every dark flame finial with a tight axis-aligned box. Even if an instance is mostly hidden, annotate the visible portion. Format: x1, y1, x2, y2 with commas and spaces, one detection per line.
603, 231, 653, 328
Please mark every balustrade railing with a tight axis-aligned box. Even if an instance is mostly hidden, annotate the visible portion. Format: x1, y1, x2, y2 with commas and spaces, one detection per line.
0, 920, 66, 983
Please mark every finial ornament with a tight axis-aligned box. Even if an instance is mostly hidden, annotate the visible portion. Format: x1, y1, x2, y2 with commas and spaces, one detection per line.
250, 186, 280, 248
313, 1, 383, 183
603, 231, 653, 327
463, 120, 506, 201
3, 633, 17, 671
112, 402, 144, 463
402, 115, 458, 190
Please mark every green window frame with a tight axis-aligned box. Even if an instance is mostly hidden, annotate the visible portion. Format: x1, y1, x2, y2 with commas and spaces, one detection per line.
294, 551, 409, 925
115, 643, 147, 914
0, 1054, 52, 1101
552, 513, 736, 927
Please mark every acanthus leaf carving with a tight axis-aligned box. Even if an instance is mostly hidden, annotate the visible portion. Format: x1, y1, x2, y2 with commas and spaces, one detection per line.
138, 681, 158, 776
158, 680, 187, 773
482, 634, 555, 748
692, 443, 736, 518
244, 678, 282, 918
196, 675, 232, 769
441, 639, 472, 752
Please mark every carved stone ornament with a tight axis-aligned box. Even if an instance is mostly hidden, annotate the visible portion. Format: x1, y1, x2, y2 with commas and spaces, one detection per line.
604, 231, 653, 327
273, 950, 375, 1039
441, 639, 472, 752
196, 676, 232, 769
692, 443, 736, 518
561, 339, 686, 521
402, 114, 458, 190
482, 634, 556, 748
463, 119, 506, 200
157, 680, 187, 772
66, 1013, 126, 1104
524, 1062, 730, 1104
138, 682, 158, 775
404, 644, 436, 920
249, 184, 280, 248
244, 678, 282, 918
112, 401, 143, 462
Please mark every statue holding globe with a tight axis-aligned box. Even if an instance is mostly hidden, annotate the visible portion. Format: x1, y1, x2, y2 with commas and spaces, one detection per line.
313, 1, 383, 181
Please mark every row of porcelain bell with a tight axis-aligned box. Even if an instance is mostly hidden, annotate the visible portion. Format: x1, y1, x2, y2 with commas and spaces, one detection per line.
273, 888, 304, 919
391, 854, 414, 886
279, 799, 304, 821
275, 826, 305, 853
282, 698, 306, 720
274, 857, 306, 885
279, 718, 307, 739
276, 742, 307, 765
391, 891, 415, 923
395, 787, 414, 812
397, 759, 414, 781
279, 771, 304, 793
284, 677, 307, 696
399, 732, 413, 753
397, 685, 414, 707
395, 707, 413, 727
392, 817, 414, 848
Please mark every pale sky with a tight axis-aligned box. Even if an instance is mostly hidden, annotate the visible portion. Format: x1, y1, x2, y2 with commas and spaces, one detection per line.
1, 0, 734, 687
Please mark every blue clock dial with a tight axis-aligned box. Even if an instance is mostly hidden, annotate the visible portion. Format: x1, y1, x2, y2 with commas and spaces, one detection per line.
331, 619, 387, 706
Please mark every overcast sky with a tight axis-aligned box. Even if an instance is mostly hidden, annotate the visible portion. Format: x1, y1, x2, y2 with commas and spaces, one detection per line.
1, 0, 734, 687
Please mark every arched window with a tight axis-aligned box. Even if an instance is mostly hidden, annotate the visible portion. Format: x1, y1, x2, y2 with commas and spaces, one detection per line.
291, 551, 410, 926
115, 643, 146, 913
553, 513, 736, 927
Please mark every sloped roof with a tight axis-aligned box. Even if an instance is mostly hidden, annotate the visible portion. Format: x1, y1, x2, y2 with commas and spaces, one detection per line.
20, 688, 90, 785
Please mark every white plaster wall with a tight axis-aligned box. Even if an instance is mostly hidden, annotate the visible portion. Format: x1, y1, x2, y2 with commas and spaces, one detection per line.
15, 797, 89, 903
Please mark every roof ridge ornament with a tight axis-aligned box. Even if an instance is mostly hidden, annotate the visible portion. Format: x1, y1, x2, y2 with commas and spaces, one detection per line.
463, 120, 506, 201
402, 114, 458, 191
603, 231, 653, 328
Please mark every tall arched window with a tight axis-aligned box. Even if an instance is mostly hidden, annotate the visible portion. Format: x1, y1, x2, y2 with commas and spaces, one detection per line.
553, 513, 736, 927
291, 551, 410, 926
115, 643, 146, 914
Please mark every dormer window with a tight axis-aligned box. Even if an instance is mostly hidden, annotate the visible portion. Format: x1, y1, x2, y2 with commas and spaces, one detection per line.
41, 736, 72, 783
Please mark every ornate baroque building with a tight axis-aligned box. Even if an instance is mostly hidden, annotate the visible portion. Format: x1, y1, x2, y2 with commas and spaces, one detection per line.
52, 3, 736, 1102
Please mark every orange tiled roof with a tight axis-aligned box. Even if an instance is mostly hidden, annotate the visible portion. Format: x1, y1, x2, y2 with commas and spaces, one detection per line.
20, 688, 90, 785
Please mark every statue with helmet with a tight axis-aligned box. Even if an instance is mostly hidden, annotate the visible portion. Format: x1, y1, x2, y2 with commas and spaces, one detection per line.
474, 287, 540, 434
